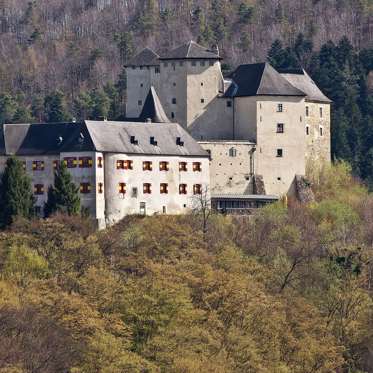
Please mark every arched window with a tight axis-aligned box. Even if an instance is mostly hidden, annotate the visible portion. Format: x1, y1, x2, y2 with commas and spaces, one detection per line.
229, 147, 237, 157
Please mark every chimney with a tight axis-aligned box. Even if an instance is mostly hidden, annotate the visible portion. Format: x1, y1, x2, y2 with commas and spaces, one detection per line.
146, 118, 152, 123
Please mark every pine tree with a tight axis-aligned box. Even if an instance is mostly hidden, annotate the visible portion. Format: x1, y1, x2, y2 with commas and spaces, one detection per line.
0, 157, 35, 227
44, 162, 80, 217
44, 90, 70, 123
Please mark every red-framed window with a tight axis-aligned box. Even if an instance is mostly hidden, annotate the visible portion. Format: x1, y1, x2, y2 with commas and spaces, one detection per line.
32, 160, 44, 171
159, 161, 169, 171
79, 157, 93, 168
80, 183, 91, 194
193, 184, 202, 195
179, 184, 187, 195
34, 184, 44, 195
192, 162, 202, 172
160, 183, 168, 194
97, 156, 103, 168
179, 162, 187, 172
98, 182, 104, 194
143, 161, 153, 171
53, 160, 60, 170
64, 157, 78, 168
118, 183, 126, 194
143, 183, 152, 194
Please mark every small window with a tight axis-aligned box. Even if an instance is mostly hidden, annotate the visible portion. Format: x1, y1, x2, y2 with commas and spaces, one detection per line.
201, 98, 205, 103
276, 149, 283, 158
172, 98, 177, 104
227, 101, 232, 107
64, 157, 77, 168
171, 112, 175, 119
209, 61, 214, 66
173, 82, 176, 87
150, 136, 158, 146
53, 160, 60, 170
159, 161, 169, 171
320, 126, 323, 136
320, 107, 323, 118
160, 183, 168, 194
229, 147, 237, 157
155, 67, 160, 74
193, 162, 202, 172
138, 100, 142, 106
201, 82, 204, 86
143, 183, 152, 194
32, 160, 45, 171
116, 160, 125, 170
162, 206, 167, 214
206, 149, 211, 158
34, 184, 44, 195
98, 182, 104, 194
97, 157, 103, 168
79, 157, 93, 168
306, 126, 310, 135
191, 61, 197, 66
143, 161, 153, 171
179, 162, 187, 172
200, 61, 205, 66
140, 83, 143, 87
118, 183, 126, 194
176, 137, 184, 146
179, 184, 187, 195
306, 106, 309, 117
277, 177, 281, 181
277, 123, 284, 133
277, 104, 283, 112
80, 183, 91, 194
193, 184, 202, 195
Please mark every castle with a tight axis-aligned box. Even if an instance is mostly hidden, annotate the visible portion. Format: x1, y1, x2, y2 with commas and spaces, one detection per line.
0, 40, 331, 226
125, 40, 331, 204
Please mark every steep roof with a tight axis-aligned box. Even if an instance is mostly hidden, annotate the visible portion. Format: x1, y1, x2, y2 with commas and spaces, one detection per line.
139, 87, 170, 123
85, 121, 208, 156
160, 40, 221, 60
279, 69, 332, 103
125, 47, 159, 67
0, 121, 208, 158
227, 62, 306, 98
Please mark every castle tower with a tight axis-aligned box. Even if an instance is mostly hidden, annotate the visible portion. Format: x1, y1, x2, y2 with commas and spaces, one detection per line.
124, 48, 161, 118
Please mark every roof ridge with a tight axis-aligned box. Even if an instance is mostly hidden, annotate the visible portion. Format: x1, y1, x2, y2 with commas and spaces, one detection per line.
256, 62, 267, 94
187, 40, 193, 58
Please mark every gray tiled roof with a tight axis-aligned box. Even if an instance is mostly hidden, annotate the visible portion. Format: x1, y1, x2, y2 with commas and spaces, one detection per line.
227, 62, 306, 97
85, 121, 209, 157
0, 121, 208, 158
279, 69, 332, 103
139, 87, 170, 123
125, 47, 160, 67
160, 40, 221, 60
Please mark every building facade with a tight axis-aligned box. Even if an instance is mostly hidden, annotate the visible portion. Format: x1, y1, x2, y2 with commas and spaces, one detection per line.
125, 41, 331, 198
0, 121, 210, 228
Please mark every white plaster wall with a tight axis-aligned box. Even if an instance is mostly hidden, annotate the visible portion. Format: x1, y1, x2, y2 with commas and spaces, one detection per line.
104, 153, 210, 224
199, 141, 256, 195
234, 97, 257, 141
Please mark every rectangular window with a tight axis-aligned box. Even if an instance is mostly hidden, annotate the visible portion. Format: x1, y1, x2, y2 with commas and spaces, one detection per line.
79, 157, 93, 168
320, 127, 323, 136
143, 183, 152, 194
193, 184, 202, 195
191, 61, 197, 66
143, 161, 153, 171
209, 61, 214, 66
80, 183, 91, 194
276, 149, 283, 158
277, 104, 283, 112
118, 183, 126, 194
172, 98, 177, 104
200, 61, 205, 66
159, 161, 169, 171
201, 98, 205, 103
227, 101, 232, 107
138, 100, 142, 106
155, 67, 160, 74
179, 162, 187, 172
192, 162, 202, 172
64, 157, 77, 168
306, 126, 310, 135
160, 183, 168, 194
97, 157, 103, 168
98, 182, 103, 194
320, 107, 323, 117
277, 123, 284, 133
306, 106, 309, 117
34, 184, 44, 195
179, 184, 187, 195
53, 160, 60, 170
32, 160, 45, 171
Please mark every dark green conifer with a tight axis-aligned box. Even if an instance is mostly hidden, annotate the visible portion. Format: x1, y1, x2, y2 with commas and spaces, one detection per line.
0, 157, 35, 227
44, 162, 80, 217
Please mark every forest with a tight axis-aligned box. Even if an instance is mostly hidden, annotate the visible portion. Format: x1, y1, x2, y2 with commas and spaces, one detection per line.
0, 162, 373, 372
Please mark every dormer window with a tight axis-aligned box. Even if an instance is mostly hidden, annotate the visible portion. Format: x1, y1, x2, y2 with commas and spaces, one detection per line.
130, 136, 138, 145
176, 137, 184, 146
150, 136, 158, 146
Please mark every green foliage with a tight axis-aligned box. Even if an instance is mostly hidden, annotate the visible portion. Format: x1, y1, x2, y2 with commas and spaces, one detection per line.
44, 162, 80, 217
44, 90, 70, 123
0, 157, 34, 227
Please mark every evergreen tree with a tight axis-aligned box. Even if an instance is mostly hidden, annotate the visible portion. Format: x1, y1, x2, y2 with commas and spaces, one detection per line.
90, 89, 110, 120
0, 157, 35, 227
44, 162, 80, 217
44, 90, 70, 123
0, 94, 17, 124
